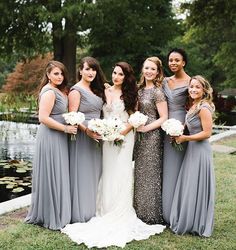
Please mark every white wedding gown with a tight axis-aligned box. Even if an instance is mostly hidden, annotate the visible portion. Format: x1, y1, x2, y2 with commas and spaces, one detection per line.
61, 101, 165, 248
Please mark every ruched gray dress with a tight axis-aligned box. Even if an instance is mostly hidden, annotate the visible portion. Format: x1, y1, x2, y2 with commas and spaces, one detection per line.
170, 103, 215, 237
69, 85, 103, 223
162, 78, 188, 224
25, 87, 71, 230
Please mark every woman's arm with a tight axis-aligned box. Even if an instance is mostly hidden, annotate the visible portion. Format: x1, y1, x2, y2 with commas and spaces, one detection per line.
137, 101, 168, 132
175, 107, 213, 143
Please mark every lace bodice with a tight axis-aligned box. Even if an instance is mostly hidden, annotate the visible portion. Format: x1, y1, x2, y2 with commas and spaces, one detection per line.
103, 100, 129, 122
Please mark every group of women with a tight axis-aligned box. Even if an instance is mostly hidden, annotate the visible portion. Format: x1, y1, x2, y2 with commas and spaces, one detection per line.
25, 48, 215, 248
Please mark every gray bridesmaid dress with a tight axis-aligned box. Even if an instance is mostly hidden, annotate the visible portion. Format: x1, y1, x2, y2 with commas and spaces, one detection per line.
70, 85, 103, 223
170, 103, 215, 237
162, 78, 188, 224
25, 87, 71, 230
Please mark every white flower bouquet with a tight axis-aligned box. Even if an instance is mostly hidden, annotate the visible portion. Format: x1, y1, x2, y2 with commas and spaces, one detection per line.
63, 111, 85, 140
128, 111, 148, 141
88, 117, 126, 146
161, 118, 184, 151
128, 111, 148, 128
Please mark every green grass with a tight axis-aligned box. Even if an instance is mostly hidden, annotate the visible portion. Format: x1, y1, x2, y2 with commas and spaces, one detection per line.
0, 150, 235, 249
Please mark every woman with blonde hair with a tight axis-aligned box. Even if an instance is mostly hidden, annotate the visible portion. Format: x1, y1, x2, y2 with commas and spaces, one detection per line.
133, 56, 168, 225
170, 75, 215, 237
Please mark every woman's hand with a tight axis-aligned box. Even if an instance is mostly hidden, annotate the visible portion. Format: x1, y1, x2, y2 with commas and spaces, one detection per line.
64, 125, 78, 135
85, 128, 102, 140
174, 135, 186, 144
136, 125, 148, 133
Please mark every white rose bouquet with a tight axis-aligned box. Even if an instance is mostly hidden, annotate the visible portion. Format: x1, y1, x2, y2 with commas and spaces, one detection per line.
63, 111, 85, 140
128, 111, 148, 128
161, 118, 184, 151
128, 111, 148, 141
88, 117, 126, 146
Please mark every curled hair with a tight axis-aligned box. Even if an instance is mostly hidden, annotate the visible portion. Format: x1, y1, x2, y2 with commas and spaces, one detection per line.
139, 57, 164, 89
38, 60, 69, 94
167, 48, 188, 67
115, 62, 138, 113
78, 56, 106, 101
190, 75, 215, 111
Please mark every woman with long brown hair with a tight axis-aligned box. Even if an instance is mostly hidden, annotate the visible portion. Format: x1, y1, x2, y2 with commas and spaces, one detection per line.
68, 56, 106, 223
25, 61, 77, 230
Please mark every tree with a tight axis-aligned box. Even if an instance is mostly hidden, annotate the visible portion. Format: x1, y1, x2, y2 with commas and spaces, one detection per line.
180, 0, 236, 88
88, 0, 178, 77
0, 0, 94, 83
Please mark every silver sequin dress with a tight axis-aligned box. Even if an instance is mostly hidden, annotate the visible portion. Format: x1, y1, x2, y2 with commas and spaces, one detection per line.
133, 86, 166, 224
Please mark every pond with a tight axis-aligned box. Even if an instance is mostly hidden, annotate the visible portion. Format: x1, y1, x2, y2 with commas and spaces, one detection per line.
0, 121, 38, 202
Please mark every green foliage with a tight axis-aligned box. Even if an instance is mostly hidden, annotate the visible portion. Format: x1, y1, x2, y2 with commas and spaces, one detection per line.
180, 0, 236, 89
88, 0, 178, 78
0, 93, 37, 123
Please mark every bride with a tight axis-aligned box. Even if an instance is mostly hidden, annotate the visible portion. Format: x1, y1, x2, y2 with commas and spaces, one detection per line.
61, 62, 165, 248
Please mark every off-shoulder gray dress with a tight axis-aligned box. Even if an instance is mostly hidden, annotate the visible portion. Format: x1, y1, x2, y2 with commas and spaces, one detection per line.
133, 86, 166, 225
25, 87, 71, 230
69, 85, 103, 223
162, 78, 188, 224
170, 103, 215, 237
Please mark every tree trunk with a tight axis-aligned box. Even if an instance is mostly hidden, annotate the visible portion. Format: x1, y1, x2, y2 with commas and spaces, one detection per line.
62, 32, 77, 85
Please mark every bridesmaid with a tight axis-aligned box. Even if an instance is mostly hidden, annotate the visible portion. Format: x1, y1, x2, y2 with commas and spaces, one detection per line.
170, 75, 215, 237
25, 61, 78, 230
69, 56, 106, 223
162, 48, 191, 224
133, 56, 168, 224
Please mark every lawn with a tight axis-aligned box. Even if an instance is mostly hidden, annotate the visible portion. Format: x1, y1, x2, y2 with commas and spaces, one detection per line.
0, 137, 235, 250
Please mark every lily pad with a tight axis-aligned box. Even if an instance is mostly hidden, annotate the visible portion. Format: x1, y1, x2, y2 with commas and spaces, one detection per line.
16, 169, 27, 173
12, 187, 24, 193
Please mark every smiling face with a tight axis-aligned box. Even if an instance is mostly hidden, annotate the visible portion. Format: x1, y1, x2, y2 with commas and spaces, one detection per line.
47, 67, 64, 87
142, 60, 158, 82
112, 66, 125, 86
168, 52, 185, 73
80, 62, 97, 83
188, 78, 204, 102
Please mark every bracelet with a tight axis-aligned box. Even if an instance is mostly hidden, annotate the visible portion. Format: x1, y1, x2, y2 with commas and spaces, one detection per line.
64, 125, 68, 133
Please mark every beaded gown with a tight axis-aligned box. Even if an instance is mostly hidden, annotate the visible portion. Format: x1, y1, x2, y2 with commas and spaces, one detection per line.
170, 103, 215, 237
25, 87, 71, 230
162, 78, 188, 224
61, 100, 165, 248
69, 85, 103, 223
133, 86, 166, 224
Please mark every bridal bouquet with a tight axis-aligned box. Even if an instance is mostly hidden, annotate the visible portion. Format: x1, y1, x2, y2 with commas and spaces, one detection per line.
161, 118, 184, 151
128, 111, 148, 141
63, 111, 85, 140
88, 117, 126, 146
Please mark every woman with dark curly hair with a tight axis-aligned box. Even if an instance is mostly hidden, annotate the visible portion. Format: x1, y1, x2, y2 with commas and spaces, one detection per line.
133, 56, 168, 225
62, 62, 165, 248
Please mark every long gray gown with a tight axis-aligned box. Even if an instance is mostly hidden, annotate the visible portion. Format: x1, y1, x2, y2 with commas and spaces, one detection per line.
170, 103, 215, 237
162, 78, 188, 224
25, 87, 71, 230
133, 86, 166, 225
70, 85, 103, 223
